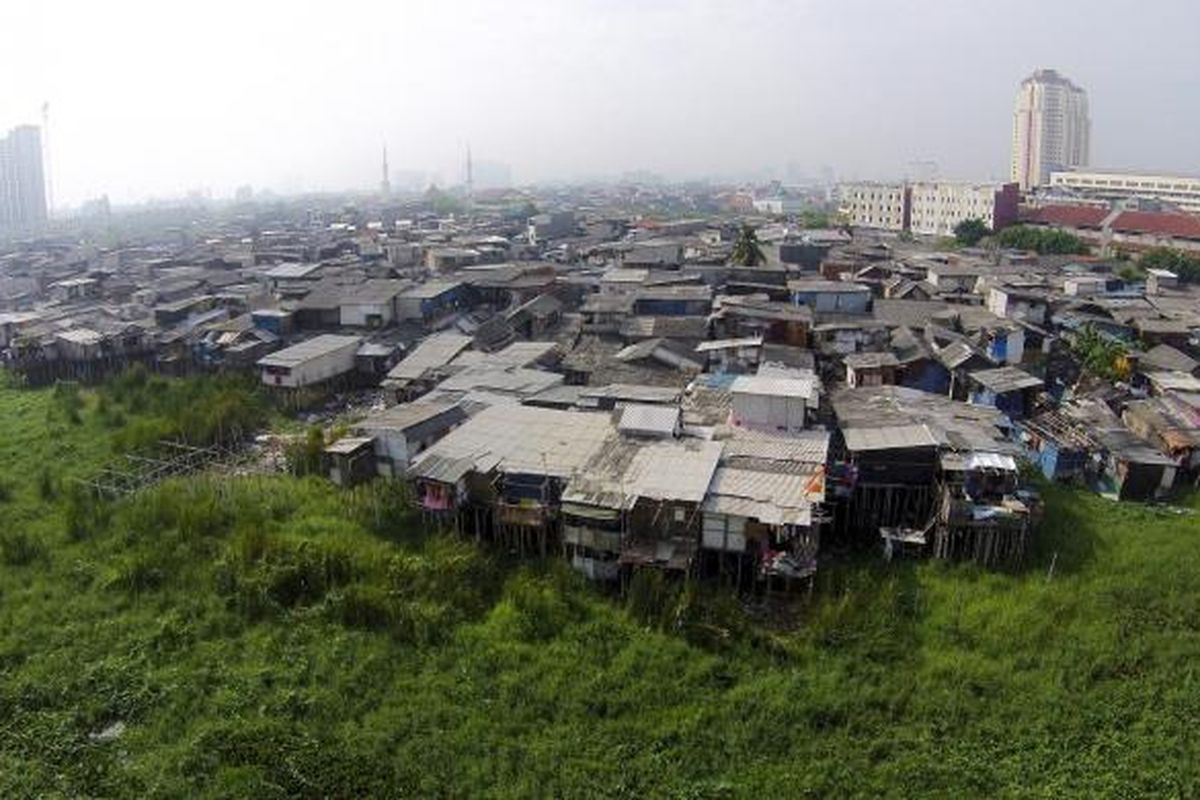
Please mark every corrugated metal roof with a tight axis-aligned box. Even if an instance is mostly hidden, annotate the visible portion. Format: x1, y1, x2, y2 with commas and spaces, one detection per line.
358, 400, 464, 433
258, 334, 362, 368
702, 466, 819, 525
729, 375, 818, 399
695, 336, 763, 352
409, 404, 615, 481
968, 366, 1044, 393
843, 424, 940, 452
580, 384, 681, 404
450, 340, 558, 370
436, 366, 564, 396
386, 332, 473, 380
400, 279, 463, 299
704, 495, 812, 527
622, 440, 722, 503
721, 429, 830, 465
618, 404, 680, 437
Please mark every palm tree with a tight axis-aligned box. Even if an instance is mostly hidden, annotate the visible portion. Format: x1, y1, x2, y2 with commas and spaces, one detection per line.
730, 223, 766, 266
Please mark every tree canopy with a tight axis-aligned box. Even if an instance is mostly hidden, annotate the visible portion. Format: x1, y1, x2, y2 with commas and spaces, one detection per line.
994, 225, 1089, 255
730, 223, 766, 266
1070, 324, 1130, 382
1139, 246, 1200, 283
953, 217, 991, 247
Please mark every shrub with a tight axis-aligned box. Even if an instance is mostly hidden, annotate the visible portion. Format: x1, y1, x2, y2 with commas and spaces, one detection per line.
0, 531, 47, 566
37, 467, 56, 501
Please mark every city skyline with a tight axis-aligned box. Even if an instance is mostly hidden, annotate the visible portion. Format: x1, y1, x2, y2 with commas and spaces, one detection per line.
3, 0, 1199, 207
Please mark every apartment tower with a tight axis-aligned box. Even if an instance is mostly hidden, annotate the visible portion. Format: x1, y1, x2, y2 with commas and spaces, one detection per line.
1010, 69, 1090, 191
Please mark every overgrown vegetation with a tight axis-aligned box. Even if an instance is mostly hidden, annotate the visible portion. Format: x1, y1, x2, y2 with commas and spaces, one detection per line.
1139, 246, 1200, 283
95, 365, 269, 453
995, 224, 1090, 255
2, 377, 1200, 797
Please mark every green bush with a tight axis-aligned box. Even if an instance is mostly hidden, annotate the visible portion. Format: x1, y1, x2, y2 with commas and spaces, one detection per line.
0, 531, 47, 566
995, 225, 1089, 254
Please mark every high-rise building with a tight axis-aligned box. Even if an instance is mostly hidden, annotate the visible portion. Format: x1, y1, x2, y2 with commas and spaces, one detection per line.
1010, 69, 1090, 191
0, 125, 48, 230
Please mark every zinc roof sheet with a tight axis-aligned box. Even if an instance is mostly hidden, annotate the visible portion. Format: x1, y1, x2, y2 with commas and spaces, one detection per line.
842, 424, 940, 452
618, 403, 681, 436
409, 404, 615, 481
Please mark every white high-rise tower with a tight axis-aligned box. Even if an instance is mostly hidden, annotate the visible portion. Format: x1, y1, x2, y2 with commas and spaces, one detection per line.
1010, 69, 1090, 191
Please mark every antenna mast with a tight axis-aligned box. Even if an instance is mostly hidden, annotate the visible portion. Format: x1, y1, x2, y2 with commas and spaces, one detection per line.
379, 143, 391, 197
466, 144, 474, 216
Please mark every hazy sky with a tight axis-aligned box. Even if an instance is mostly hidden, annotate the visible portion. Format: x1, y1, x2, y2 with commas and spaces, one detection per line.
3, 0, 1198, 207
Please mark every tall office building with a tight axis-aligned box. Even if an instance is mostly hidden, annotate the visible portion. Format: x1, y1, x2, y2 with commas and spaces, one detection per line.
1010, 69, 1090, 191
0, 125, 48, 230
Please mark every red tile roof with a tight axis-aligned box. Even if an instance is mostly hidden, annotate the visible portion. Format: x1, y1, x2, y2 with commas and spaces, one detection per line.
1110, 211, 1200, 240
1022, 205, 1109, 228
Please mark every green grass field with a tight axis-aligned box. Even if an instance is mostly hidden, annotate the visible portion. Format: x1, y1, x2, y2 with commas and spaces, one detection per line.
1, 379, 1198, 798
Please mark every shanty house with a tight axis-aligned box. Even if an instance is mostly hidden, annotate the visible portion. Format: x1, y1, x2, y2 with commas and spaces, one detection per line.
383, 332, 473, 398
339, 279, 408, 328
701, 431, 828, 588
396, 280, 468, 325
257, 334, 362, 388
695, 336, 763, 374
408, 404, 615, 551
788, 280, 872, 314
729, 374, 819, 434
357, 400, 468, 477
712, 296, 812, 347
932, 451, 1033, 567
986, 286, 1050, 326
844, 351, 899, 388
965, 366, 1043, 420
633, 285, 712, 316
251, 309, 293, 337
1020, 409, 1097, 482
505, 293, 563, 339
324, 437, 377, 488
617, 440, 723, 576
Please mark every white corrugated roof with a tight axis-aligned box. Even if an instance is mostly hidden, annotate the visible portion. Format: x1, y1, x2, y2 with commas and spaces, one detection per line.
842, 424, 940, 452
258, 334, 362, 368
621, 440, 722, 503
702, 466, 820, 525
450, 341, 558, 370
695, 336, 763, 352
618, 403, 680, 437
409, 404, 615, 480
730, 375, 817, 398
387, 332, 472, 380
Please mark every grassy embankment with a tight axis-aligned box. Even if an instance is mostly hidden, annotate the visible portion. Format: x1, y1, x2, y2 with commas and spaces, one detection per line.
1, 374, 1198, 798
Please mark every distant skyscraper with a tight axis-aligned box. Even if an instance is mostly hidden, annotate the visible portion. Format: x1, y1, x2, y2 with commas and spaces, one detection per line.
1010, 69, 1090, 191
0, 125, 48, 230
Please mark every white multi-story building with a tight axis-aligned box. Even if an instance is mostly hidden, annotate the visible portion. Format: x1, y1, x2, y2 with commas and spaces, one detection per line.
909, 182, 1019, 237
838, 183, 909, 230
1048, 170, 1200, 215
838, 181, 1018, 236
1010, 69, 1090, 191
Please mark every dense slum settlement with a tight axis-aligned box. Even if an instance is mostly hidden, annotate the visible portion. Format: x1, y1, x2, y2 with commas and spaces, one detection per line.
3, 188, 1199, 590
